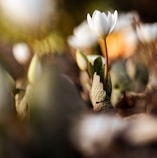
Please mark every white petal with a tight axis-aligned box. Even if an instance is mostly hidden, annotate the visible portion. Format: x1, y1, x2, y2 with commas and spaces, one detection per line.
107, 11, 112, 22
102, 12, 108, 21
107, 11, 113, 29
93, 10, 100, 17
68, 20, 98, 49
109, 10, 118, 34
93, 11, 109, 37
87, 10, 118, 38
87, 13, 95, 33
67, 36, 79, 48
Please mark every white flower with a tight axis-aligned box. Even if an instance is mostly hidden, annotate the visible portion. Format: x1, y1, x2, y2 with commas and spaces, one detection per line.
12, 43, 31, 65
87, 10, 118, 38
71, 114, 127, 156
68, 21, 98, 49
136, 23, 157, 43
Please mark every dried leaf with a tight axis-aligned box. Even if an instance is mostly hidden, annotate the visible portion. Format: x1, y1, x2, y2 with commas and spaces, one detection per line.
15, 84, 33, 119
90, 73, 106, 111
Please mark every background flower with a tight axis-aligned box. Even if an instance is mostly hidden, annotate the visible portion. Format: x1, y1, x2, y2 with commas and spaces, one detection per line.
68, 21, 98, 49
0, 0, 55, 31
136, 23, 157, 43
12, 42, 31, 65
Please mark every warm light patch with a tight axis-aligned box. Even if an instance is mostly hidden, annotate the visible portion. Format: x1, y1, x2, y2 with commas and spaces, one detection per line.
107, 30, 137, 61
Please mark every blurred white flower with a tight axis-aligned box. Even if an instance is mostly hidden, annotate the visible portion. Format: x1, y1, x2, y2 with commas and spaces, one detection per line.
125, 114, 157, 145
0, 0, 55, 30
136, 23, 157, 43
122, 27, 138, 57
71, 114, 127, 157
87, 10, 118, 38
12, 43, 31, 65
115, 11, 140, 31
68, 21, 98, 49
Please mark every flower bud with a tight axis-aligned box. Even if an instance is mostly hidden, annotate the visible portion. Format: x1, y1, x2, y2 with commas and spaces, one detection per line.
28, 54, 42, 84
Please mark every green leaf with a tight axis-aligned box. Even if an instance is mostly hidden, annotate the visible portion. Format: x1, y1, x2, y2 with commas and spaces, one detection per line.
99, 65, 104, 83
88, 62, 95, 78
105, 72, 112, 99
134, 62, 149, 86
110, 60, 132, 92
94, 56, 102, 73
93, 57, 104, 82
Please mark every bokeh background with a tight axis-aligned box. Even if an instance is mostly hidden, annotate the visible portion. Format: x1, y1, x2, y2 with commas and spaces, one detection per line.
0, 0, 157, 82
0, 1, 157, 158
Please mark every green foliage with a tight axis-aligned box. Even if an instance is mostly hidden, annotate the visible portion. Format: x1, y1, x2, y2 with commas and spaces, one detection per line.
88, 61, 95, 78
88, 56, 104, 83
31, 32, 66, 56
134, 62, 149, 87
106, 73, 112, 99
110, 60, 132, 92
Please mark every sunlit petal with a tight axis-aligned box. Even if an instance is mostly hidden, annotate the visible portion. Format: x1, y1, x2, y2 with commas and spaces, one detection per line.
87, 10, 118, 38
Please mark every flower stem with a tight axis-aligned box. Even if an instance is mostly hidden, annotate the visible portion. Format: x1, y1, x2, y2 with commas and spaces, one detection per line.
99, 38, 109, 90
